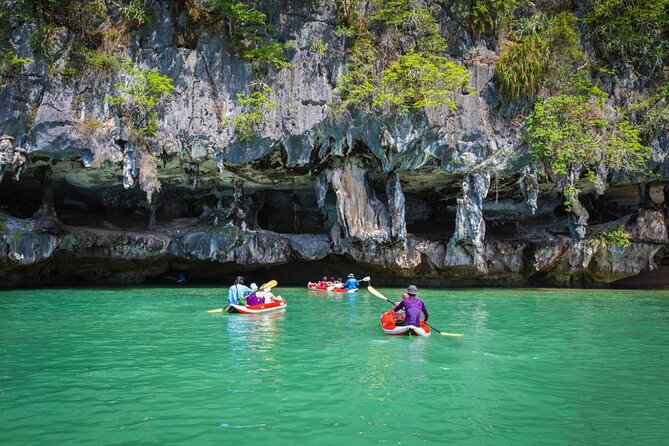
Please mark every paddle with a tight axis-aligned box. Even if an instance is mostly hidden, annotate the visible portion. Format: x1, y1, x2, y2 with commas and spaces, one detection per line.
260, 279, 278, 291
207, 279, 279, 313
207, 307, 226, 314
367, 285, 463, 337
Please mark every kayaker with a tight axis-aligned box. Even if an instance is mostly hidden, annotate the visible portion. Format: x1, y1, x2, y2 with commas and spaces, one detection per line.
318, 276, 328, 287
246, 283, 263, 306
342, 273, 359, 290
257, 285, 277, 303
227, 276, 253, 305
394, 292, 409, 322
393, 285, 428, 327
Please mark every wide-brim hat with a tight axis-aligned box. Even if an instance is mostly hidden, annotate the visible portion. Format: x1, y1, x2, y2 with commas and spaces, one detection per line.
348, 273, 355, 278
406, 285, 418, 295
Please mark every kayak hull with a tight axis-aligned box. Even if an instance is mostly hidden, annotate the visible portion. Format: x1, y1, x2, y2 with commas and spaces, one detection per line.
307, 283, 358, 293
226, 298, 286, 314
380, 310, 431, 337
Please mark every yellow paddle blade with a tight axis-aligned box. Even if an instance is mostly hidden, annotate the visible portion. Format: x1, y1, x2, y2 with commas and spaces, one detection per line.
261, 279, 278, 290
440, 332, 464, 337
367, 285, 390, 302
207, 308, 224, 314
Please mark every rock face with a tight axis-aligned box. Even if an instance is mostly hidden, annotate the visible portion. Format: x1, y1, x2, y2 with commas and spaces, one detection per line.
0, 1, 667, 288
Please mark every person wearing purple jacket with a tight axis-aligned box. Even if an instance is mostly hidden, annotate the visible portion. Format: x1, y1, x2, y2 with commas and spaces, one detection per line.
393, 285, 428, 327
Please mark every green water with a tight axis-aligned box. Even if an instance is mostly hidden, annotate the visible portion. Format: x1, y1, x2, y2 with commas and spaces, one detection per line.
1, 287, 669, 445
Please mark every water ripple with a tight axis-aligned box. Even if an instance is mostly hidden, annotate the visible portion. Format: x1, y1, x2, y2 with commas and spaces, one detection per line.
1, 287, 668, 444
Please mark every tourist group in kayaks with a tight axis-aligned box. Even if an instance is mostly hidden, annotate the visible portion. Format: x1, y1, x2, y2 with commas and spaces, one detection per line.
207, 274, 462, 338
306, 273, 369, 293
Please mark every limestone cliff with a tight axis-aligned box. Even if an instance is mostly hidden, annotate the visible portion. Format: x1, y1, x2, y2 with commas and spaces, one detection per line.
0, 0, 667, 288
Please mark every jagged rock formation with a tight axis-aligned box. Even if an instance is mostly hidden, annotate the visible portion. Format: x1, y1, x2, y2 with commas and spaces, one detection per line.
0, 1, 667, 288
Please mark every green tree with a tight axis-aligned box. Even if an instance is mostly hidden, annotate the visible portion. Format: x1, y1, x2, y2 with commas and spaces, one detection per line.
584, 0, 669, 75
375, 51, 472, 111
225, 84, 276, 142
524, 94, 650, 205
108, 60, 175, 140
334, 0, 471, 113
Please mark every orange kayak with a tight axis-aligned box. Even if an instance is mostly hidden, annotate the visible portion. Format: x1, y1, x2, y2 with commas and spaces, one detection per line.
307, 282, 358, 293
226, 297, 287, 314
380, 309, 431, 337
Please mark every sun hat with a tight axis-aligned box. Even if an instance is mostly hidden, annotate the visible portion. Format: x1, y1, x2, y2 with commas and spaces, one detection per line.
406, 285, 419, 295
348, 273, 355, 278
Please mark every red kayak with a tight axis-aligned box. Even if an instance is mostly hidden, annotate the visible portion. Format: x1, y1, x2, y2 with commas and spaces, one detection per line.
226, 297, 287, 314
380, 309, 431, 337
307, 282, 358, 293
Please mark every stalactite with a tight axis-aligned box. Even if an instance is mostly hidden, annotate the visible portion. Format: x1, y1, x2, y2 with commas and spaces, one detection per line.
147, 202, 157, 231
445, 172, 490, 270
330, 158, 391, 242
385, 171, 406, 240
519, 166, 538, 215
33, 165, 56, 220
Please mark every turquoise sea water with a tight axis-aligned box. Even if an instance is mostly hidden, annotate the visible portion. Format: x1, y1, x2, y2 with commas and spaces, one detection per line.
1, 286, 669, 445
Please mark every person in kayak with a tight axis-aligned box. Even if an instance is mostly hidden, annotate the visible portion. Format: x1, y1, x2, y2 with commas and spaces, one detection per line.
257, 284, 277, 303
394, 292, 409, 322
393, 285, 428, 327
227, 276, 253, 305
246, 283, 263, 306
342, 273, 359, 290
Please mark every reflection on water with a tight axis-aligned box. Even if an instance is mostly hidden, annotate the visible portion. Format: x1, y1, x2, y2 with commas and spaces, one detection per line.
225, 311, 285, 352
1, 287, 669, 445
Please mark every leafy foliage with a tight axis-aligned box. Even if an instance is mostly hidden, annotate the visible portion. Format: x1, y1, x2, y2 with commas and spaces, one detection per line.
455, 0, 519, 34
588, 225, 631, 248
242, 42, 293, 71
494, 12, 586, 100
626, 82, 669, 141
225, 85, 276, 141
524, 93, 650, 200
113, 0, 150, 29
495, 35, 546, 100
375, 51, 472, 111
4, 0, 151, 82
108, 60, 175, 140
334, 0, 471, 114
186, 0, 290, 71
369, 0, 447, 53
0, 51, 33, 83
335, 35, 379, 112
584, 0, 669, 75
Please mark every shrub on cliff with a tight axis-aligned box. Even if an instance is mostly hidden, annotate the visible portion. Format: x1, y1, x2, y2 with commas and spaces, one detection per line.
494, 12, 585, 101
108, 59, 176, 140
334, 0, 472, 114
186, 0, 291, 71
524, 93, 650, 210
374, 51, 472, 112
584, 0, 669, 77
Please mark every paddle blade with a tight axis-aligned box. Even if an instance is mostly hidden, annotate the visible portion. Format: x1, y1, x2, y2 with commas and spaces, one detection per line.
440, 332, 463, 337
207, 308, 224, 314
261, 279, 278, 290
367, 285, 390, 302
361, 276, 371, 282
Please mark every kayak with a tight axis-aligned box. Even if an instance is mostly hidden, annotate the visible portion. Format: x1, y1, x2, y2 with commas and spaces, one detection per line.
307, 282, 358, 293
380, 309, 431, 337
226, 297, 287, 314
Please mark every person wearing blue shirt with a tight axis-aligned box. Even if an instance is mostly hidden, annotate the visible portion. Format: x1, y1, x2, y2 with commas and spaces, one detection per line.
342, 273, 359, 290
227, 276, 253, 305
